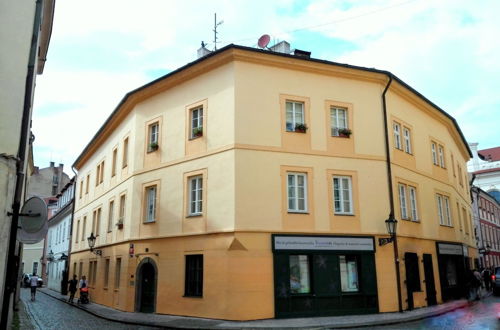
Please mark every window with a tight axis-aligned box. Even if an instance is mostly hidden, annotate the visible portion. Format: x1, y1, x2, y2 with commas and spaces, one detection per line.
78, 262, 83, 279
287, 173, 307, 212
333, 176, 353, 214
393, 122, 402, 149
403, 127, 412, 154
431, 142, 438, 165
112, 148, 117, 177
144, 185, 157, 222
79, 180, 83, 199
115, 258, 121, 289
92, 208, 101, 236
398, 184, 408, 219
289, 255, 311, 294
95, 164, 100, 186
108, 200, 114, 232
438, 145, 445, 168
398, 184, 419, 221
76, 220, 80, 243
188, 176, 203, 216
339, 255, 359, 292
185, 255, 203, 297
89, 261, 93, 285
32, 262, 38, 275
451, 154, 456, 177
190, 106, 203, 138
285, 101, 305, 132
81, 216, 86, 241
437, 194, 452, 226
100, 161, 104, 183
85, 174, 90, 194
409, 186, 418, 221
330, 107, 348, 136
104, 259, 110, 288
118, 194, 126, 224
122, 137, 129, 168
148, 122, 159, 151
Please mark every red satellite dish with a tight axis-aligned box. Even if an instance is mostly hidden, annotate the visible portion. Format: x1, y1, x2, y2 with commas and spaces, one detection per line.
258, 34, 271, 48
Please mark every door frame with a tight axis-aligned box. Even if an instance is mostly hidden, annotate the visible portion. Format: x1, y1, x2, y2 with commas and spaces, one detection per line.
134, 257, 158, 313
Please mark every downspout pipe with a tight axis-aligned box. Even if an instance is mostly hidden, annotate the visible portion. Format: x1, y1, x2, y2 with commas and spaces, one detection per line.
381, 74, 403, 313
65, 167, 78, 287
1, 1, 43, 327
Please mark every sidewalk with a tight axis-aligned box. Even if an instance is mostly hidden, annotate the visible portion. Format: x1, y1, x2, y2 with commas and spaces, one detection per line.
39, 288, 482, 329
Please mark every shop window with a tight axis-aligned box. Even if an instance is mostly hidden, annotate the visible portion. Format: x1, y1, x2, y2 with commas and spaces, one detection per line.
185, 254, 203, 297
339, 255, 359, 292
289, 255, 311, 294
333, 176, 353, 214
287, 173, 308, 213
330, 107, 348, 136
446, 259, 457, 286
286, 101, 305, 132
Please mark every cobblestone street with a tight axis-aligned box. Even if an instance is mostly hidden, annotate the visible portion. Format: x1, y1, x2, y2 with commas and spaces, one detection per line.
20, 288, 160, 329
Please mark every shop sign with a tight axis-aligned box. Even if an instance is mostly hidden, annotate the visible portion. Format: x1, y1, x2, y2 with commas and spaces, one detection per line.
437, 243, 463, 256
274, 235, 374, 252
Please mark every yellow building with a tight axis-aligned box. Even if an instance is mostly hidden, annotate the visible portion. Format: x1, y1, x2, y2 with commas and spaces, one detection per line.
70, 44, 475, 320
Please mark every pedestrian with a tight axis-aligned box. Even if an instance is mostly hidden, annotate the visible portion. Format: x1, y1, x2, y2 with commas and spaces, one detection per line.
482, 267, 492, 291
79, 275, 87, 289
473, 269, 482, 300
30, 273, 39, 301
68, 275, 78, 303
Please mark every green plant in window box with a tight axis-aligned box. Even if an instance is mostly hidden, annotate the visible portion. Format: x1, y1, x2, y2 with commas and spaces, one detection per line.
338, 128, 352, 137
193, 127, 203, 137
294, 123, 308, 133
149, 142, 159, 151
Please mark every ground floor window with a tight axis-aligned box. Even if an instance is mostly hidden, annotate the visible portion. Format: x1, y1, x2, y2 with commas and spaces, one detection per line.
289, 255, 311, 294
185, 254, 203, 297
339, 255, 359, 292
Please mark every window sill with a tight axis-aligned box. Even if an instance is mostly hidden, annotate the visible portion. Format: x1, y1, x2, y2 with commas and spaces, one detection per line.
334, 213, 355, 216
183, 295, 203, 298
332, 135, 351, 138
286, 130, 307, 134
189, 135, 203, 141
143, 220, 156, 224
186, 214, 203, 218
288, 211, 309, 214
114, 289, 119, 292
147, 149, 159, 154
439, 224, 454, 228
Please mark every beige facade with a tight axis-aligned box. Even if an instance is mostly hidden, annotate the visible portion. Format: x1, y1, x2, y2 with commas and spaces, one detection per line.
71, 45, 474, 320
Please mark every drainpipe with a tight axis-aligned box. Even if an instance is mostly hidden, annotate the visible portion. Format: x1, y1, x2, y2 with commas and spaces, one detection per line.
1, 1, 44, 327
381, 74, 403, 313
65, 167, 78, 288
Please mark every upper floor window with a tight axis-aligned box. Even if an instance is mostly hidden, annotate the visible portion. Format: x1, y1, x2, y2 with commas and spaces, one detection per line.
436, 194, 452, 226
95, 160, 105, 186
287, 173, 307, 213
118, 194, 126, 226
85, 174, 90, 194
148, 122, 159, 152
79, 180, 83, 199
333, 176, 353, 214
107, 200, 114, 232
122, 137, 129, 168
393, 122, 402, 149
398, 183, 418, 221
188, 176, 203, 215
144, 185, 157, 222
451, 154, 456, 177
438, 145, 445, 168
431, 142, 438, 165
286, 101, 306, 132
403, 127, 412, 154
330, 107, 348, 136
190, 107, 203, 139
111, 148, 117, 177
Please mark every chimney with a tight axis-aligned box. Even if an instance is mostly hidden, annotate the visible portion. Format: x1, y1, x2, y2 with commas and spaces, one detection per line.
469, 142, 480, 171
293, 49, 311, 59
270, 41, 291, 54
197, 41, 212, 59
50, 161, 54, 168
59, 163, 64, 170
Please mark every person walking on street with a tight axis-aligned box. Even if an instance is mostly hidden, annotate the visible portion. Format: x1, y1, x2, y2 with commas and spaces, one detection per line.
30, 273, 39, 301
482, 267, 492, 291
68, 275, 78, 303
473, 269, 482, 300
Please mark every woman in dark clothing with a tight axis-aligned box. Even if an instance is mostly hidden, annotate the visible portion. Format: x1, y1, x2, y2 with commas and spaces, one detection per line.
68, 275, 78, 303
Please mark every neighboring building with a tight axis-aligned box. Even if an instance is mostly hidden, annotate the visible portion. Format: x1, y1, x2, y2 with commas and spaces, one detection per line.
0, 0, 55, 326
70, 44, 474, 320
468, 143, 500, 203
45, 178, 74, 293
27, 162, 71, 198
471, 186, 500, 268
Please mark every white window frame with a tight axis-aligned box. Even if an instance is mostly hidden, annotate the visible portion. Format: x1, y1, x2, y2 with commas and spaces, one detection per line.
409, 186, 418, 221
437, 194, 452, 226
287, 172, 308, 213
398, 184, 408, 219
403, 127, 412, 154
437, 194, 444, 225
188, 176, 203, 216
438, 145, 445, 168
107, 201, 114, 232
393, 122, 402, 149
190, 107, 203, 138
431, 142, 438, 165
333, 176, 353, 214
148, 122, 159, 151
330, 107, 348, 136
285, 101, 305, 132
145, 185, 157, 222
444, 196, 452, 226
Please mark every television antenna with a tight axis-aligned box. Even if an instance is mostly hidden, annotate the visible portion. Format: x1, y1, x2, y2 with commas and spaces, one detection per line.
213, 13, 223, 50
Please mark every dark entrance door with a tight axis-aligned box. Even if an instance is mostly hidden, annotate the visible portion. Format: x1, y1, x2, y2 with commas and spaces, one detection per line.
404, 253, 420, 310
423, 254, 437, 306
139, 262, 156, 313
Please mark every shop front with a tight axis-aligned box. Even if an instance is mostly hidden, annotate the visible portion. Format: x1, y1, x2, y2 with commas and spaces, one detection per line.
436, 242, 468, 302
272, 235, 378, 318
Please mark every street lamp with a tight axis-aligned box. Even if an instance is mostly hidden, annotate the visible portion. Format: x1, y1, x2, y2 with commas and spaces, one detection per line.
379, 216, 398, 246
87, 232, 102, 256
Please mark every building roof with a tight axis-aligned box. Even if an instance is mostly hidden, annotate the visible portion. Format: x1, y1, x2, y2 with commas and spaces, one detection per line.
473, 167, 500, 175
73, 44, 472, 169
478, 146, 500, 162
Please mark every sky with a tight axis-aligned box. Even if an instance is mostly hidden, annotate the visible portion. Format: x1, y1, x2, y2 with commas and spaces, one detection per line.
32, 0, 500, 171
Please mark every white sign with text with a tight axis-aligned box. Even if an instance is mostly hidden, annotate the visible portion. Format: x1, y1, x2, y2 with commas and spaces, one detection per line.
274, 236, 374, 251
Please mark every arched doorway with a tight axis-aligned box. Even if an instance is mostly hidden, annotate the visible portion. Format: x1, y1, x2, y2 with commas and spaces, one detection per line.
135, 258, 157, 313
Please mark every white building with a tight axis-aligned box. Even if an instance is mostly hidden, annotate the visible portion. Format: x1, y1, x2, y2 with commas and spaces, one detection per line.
468, 143, 500, 203
46, 179, 74, 293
